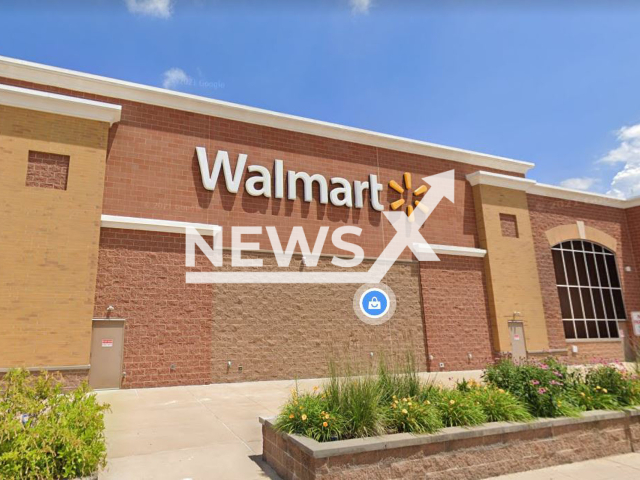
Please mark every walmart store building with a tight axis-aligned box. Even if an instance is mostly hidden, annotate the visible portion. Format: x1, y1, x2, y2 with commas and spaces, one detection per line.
1, 56, 640, 389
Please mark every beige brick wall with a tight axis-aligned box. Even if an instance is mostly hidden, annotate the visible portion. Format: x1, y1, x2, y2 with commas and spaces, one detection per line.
472, 184, 549, 353
0, 105, 110, 368
212, 252, 427, 383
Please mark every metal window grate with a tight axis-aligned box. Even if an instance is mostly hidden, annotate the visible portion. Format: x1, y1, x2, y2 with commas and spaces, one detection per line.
551, 240, 625, 339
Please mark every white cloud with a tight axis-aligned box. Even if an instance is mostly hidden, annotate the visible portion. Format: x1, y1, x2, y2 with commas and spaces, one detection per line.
600, 124, 640, 199
125, 0, 173, 19
608, 163, 640, 199
349, 0, 371, 14
559, 177, 599, 191
162, 68, 192, 90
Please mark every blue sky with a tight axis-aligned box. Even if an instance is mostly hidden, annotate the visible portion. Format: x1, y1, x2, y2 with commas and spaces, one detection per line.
2, 0, 640, 198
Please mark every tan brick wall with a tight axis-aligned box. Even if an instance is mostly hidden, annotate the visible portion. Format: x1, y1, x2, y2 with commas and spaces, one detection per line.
472, 185, 549, 353
419, 256, 495, 371
0, 105, 110, 368
528, 195, 640, 356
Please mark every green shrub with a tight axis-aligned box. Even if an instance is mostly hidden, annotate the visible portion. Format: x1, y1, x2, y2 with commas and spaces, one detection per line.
387, 396, 442, 434
471, 387, 533, 423
274, 388, 346, 442
455, 377, 481, 393
0, 369, 109, 479
436, 389, 487, 427
484, 358, 579, 417
585, 365, 640, 406
571, 383, 620, 411
275, 357, 639, 443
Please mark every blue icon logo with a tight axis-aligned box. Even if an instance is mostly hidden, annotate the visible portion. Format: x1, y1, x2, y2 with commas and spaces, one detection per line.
360, 288, 390, 318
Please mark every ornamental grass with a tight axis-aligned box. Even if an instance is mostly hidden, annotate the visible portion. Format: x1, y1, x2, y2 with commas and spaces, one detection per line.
274, 356, 640, 442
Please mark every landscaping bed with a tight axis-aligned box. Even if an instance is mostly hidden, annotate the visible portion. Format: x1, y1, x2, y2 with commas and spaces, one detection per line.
262, 357, 640, 479
261, 408, 640, 480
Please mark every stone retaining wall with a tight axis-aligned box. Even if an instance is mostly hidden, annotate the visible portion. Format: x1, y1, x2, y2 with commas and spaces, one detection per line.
261, 408, 640, 480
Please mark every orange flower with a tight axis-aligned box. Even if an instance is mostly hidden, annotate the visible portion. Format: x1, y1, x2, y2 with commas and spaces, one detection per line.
322, 422, 328, 427
289, 414, 294, 419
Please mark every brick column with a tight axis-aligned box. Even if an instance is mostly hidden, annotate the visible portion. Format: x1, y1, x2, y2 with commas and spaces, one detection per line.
470, 183, 550, 355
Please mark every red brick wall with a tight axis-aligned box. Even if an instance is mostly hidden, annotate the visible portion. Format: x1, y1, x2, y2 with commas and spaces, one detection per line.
419, 256, 494, 370
93, 229, 214, 388
528, 195, 640, 358
94, 229, 430, 387
0, 76, 519, 262
499, 213, 519, 238
627, 206, 640, 273
25, 150, 70, 190
98, 107, 486, 260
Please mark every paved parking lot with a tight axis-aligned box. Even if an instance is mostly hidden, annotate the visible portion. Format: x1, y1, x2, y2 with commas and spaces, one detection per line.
96, 379, 640, 480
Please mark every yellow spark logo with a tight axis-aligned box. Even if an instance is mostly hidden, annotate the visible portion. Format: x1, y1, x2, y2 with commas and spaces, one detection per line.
388, 173, 429, 222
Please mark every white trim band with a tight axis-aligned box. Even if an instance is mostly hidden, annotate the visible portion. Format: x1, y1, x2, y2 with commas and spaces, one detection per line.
101, 215, 221, 236
0, 83, 121, 125
466, 171, 536, 191
467, 171, 639, 209
415, 243, 487, 258
0, 55, 533, 175
100, 216, 486, 258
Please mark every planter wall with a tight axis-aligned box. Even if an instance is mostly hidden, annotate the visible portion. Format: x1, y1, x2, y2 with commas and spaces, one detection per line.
261, 408, 640, 480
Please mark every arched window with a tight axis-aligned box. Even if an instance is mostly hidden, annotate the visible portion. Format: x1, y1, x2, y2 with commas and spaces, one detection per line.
551, 240, 625, 339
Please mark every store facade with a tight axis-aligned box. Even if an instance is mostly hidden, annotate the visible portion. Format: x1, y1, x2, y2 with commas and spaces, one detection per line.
1, 56, 640, 389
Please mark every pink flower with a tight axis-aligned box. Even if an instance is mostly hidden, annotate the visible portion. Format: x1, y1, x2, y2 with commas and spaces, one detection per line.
553, 370, 563, 378
550, 380, 563, 386
538, 388, 547, 394
540, 364, 549, 370
530, 380, 540, 385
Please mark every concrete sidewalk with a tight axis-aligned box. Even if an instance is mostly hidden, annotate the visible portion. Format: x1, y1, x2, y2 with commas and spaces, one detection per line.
493, 453, 640, 480
96, 379, 304, 479
96, 380, 640, 479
